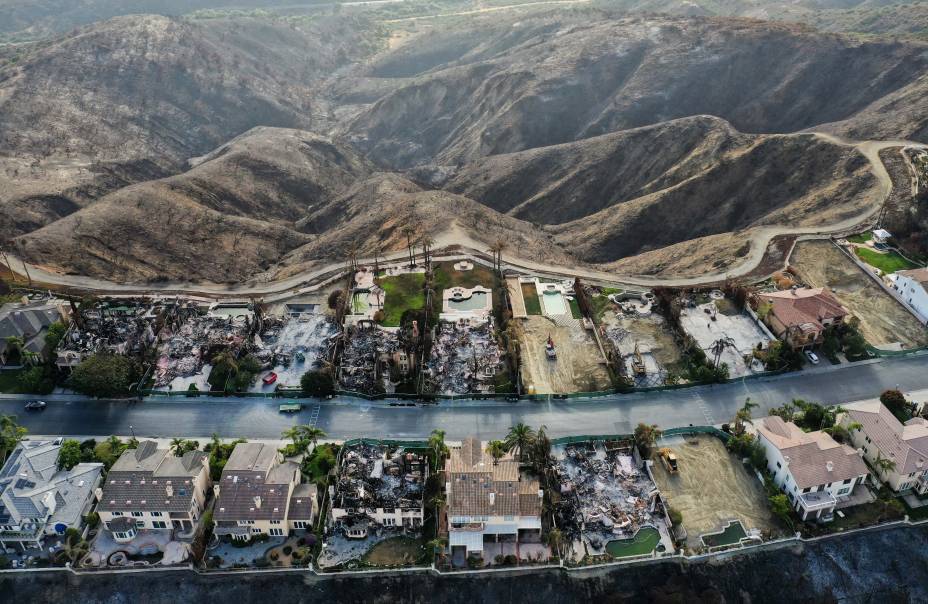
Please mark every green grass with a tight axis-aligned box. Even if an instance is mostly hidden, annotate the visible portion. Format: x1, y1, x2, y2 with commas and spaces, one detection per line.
605, 527, 661, 558
363, 536, 428, 567
521, 283, 542, 315
854, 247, 918, 274
569, 297, 582, 319
847, 232, 873, 244
590, 295, 612, 323
378, 273, 426, 326
0, 369, 25, 393
432, 262, 496, 291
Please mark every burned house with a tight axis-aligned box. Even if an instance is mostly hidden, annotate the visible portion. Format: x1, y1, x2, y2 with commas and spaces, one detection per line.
328, 443, 427, 538
338, 325, 410, 395
153, 302, 254, 389
553, 440, 668, 558
56, 301, 164, 371
249, 307, 337, 390
424, 321, 503, 394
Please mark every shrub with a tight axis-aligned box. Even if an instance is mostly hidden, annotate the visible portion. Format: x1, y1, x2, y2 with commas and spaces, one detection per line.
301, 368, 335, 397
69, 353, 138, 398
84, 512, 100, 529
667, 506, 683, 526
282, 545, 293, 556
504, 554, 518, 566
269, 552, 279, 561
254, 557, 270, 568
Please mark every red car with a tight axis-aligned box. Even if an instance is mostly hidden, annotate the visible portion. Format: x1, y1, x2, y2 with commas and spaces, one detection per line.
262, 372, 278, 385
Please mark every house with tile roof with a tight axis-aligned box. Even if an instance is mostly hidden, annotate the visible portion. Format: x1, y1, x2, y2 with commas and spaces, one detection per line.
444, 437, 543, 561
95, 441, 210, 542
0, 440, 103, 550
756, 287, 848, 350
889, 267, 928, 324
0, 298, 68, 367
841, 400, 928, 495
212, 442, 317, 540
755, 416, 869, 521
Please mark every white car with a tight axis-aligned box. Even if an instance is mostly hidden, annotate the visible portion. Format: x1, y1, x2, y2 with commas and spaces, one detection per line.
805, 351, 820, 365
24, 400, 47, 411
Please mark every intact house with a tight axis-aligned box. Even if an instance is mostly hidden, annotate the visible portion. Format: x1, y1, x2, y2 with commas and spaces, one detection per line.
889, 268, 928, 324
756, 288, 848, 350
328, 443, 427, 538
841, 400, 928, 495
212, 442, 317, 540
0, 440, 103, 550
444, 437, 543, 563
755, 416, 869, 521
0, 297, 68, 367
95, 441, 210, 543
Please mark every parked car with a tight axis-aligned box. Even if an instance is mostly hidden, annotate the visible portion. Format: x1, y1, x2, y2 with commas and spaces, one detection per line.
24, 400, 47, 411
805, 351, 820, 365
262, 372, 278, 385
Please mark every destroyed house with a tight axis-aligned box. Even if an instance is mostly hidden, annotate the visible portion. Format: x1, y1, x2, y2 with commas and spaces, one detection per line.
0, 440, 103, 549
56, 301, 162, 370
96, 441, 210, 539
329, 444, 427, 532
213, 443, 317, 539
445, 438, 542, 559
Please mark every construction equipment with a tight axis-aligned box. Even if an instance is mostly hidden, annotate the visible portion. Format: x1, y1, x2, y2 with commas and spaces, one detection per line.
546, 334, 557, 359
658, 448, 679, 474
632, 341, 646, 376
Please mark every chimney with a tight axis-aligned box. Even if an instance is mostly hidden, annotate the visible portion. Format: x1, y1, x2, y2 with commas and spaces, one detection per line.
488, 492, 495, 507
538, 489, 543, 499
826, 461, 834, 472
213, 484, 221, 498
165, 485, 173, 497
254, 496, 262, 509
94, 487, 103, 502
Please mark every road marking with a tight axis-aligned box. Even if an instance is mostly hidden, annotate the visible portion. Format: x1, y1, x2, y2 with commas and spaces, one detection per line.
308, 405, 321, 428
696, 399, 716, 425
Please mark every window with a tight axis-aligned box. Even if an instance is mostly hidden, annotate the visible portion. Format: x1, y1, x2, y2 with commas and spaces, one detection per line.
269, 528, 284, 537
152, 521, 167, 529
112, 511, 123, 517
843, 478, 851, 484
151, 512, 163, 517
237, 520, 254, 526
131, 511, 144, 518
135, 521, 145, 528
251, 528, 261, 534
270, 520, 281, 525
293, 521, 307, 529
803, 487, 810, 493
776, 461, 781, 469
114, 531, 131, 540
837, 488, 850, 496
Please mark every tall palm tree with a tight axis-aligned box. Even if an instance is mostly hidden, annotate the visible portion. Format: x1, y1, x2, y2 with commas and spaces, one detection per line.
545, 527, 564, 560
420, 234, 435, 269
486, 440, 507, 465
734, 398, 758, 435
505, 423, 536, 463
428, 429, 448, 472
58, 534, 89, 566
874, 452, 896, 477
401, 224, 417, 268
0, 415, 26, 463
532, 426, 551, 474
169, 437, 186, 455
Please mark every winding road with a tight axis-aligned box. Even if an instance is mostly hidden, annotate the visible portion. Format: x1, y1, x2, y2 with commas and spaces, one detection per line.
4, 134, 925, 299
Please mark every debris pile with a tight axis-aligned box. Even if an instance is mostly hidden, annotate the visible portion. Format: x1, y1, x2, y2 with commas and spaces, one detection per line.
252, 313, 337, 388
553, 441, 664, 554
338, 326, 401, 394
331, 443, 427, 530
425, 322, 502, 394
154, 304, 253, 388
56, 302, 162, 368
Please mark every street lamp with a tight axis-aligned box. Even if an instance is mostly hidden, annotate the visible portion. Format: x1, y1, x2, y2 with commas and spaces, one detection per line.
129, 425, 135, 439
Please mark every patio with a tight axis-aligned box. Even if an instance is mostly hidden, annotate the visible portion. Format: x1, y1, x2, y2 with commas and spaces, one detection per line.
207, 535, 286, 568
85, 529, 184, 567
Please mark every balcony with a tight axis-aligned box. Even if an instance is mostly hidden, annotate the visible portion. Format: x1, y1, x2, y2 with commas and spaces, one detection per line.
917, 474, 928, 495
799, 490, 836, 512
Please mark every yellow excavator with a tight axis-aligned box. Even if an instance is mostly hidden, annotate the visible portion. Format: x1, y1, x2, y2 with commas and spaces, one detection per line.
658, 448, 679, 474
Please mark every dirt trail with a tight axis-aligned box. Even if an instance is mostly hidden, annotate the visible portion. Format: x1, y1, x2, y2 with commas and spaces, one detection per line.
382, 0, 591, 22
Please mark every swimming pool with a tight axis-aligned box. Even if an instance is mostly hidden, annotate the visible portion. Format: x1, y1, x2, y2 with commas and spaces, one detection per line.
447, 291, 488, 311
542, 291, 568, 315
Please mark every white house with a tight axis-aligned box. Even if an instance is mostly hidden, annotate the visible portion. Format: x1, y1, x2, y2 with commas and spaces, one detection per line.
445, 437, 543, 562
872, 229, 893, 245
841, 400, 928, 495
755, 416, 869, 521
0, 440, 103, 550
889, 268, 928, 325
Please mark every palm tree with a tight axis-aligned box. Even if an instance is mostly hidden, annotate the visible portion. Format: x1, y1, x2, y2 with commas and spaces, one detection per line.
107, 435, 123, 453
486, 440, 507, 465
401, 224, 417, 268
169, 437, 186, 455
58, 534, 89, 566
420, 234, 435, 269
4, 335, 24, 365
505, 423, 536, 463
426, 536, 448, 565
633, 423, 661, 457
532, 426, 551, 474
874, 452, 896, 477
545, 527, 564, 560
489, 239, 507, 275
281, 425, 326, 454
734, 398, 759, 435
428, 429, 448, 472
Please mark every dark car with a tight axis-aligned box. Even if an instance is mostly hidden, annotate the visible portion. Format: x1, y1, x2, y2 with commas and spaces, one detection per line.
24, 400, 47, 411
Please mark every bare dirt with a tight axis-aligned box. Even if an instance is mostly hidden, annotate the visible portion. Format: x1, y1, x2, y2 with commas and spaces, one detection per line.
519, 315, 610, 394
602, 309, 682, 371
790, 240, 928, 348
651, 435, 778, 549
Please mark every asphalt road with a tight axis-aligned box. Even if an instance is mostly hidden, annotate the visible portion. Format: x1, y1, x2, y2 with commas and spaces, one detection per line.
3, 355, 927, 441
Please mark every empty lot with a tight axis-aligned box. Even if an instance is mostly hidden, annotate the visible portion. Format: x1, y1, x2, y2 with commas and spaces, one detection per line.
651, 434, 778, 549
790, 241, 928, 349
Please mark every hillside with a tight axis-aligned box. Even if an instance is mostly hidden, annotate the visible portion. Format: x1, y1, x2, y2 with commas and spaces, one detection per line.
342, 15, 928, 168
0, 14, 380, 237
15, 129, 374, 283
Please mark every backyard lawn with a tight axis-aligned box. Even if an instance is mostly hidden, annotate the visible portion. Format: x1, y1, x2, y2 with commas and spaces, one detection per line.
521, 283, 542, 315
701, 520, 747, 548
846, 232, 872, 244
378, 273, 425, 326
432, 262, 496, 291
569, 297, 582, 319
605, 527, 661, 558
855, 247, 918, 274
363, 536, 428, 567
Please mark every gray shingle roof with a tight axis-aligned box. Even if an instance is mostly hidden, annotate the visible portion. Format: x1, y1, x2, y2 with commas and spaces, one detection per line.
98, 443, 206, 513
213, 443, 301, 522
